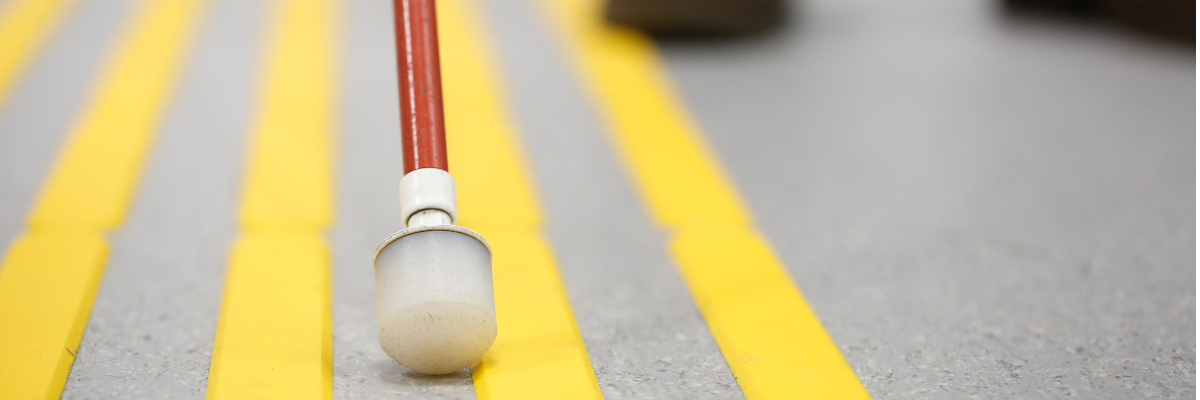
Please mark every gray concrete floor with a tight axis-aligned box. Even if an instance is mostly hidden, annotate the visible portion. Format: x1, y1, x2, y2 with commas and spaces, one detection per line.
654, 1, 1195, 398
485, 1, 744, 398
58, 0, 259, 398
0, 0, 133, 268
0, 0, 1193, 399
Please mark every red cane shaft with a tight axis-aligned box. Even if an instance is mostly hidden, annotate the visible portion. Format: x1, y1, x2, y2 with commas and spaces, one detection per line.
394, 0, 448, 174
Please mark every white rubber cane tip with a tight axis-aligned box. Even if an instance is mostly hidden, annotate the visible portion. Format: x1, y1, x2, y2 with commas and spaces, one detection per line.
373, 227, 496, 375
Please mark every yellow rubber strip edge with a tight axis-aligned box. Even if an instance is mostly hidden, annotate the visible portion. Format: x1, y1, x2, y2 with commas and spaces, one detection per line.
204, 0, 336, 399
531, 0, 872, 398
0, 0, 207, 398
0, 0, 76, 110
435, 1, 603, 399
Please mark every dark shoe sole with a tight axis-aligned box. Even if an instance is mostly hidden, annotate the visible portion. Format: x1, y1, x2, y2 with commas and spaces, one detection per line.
1003, 0, 1195, 40
605, 0, 785, 36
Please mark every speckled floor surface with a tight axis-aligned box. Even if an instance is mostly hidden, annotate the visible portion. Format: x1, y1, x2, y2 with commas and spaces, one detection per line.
0, 0, 1193, 398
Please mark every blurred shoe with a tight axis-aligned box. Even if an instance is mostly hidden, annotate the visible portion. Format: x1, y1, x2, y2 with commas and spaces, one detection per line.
1002, 0, 1103, 14
605, 0, 785, 35
1104, 0, 1194, 40
1003, 0, 1194, 40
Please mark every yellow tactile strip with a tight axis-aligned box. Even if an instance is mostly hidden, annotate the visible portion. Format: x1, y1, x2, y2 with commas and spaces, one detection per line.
0, 0, 207, 398
0, 0, 76, 110
435, 1, 603, 399
203, 0, 336, 399
533, 0, 872, 398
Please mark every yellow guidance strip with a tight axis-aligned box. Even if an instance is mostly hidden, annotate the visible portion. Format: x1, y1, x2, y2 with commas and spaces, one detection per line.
203, 1, 336, 399
0, 0, 206, 398
30, 0, 206, 230
206, 234, 332, 399
532, 0, 871, 398
0, 233, 106, 400
435, 1, 602, 399
0, 0, 76, 110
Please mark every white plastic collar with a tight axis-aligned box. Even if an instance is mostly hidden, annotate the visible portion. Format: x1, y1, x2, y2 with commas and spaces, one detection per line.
399, 168, 458, 227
